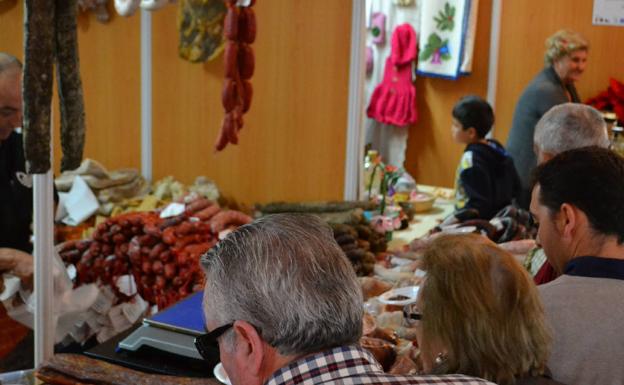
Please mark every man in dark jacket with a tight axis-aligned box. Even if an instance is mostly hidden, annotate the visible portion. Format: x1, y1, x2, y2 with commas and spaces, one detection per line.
0, 52, 35, 373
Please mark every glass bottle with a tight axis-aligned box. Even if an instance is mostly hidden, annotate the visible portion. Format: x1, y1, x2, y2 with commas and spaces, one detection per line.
363, 150, 381, 199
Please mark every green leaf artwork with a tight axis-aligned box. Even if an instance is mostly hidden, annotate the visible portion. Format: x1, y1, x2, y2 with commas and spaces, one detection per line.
434, 2, 455, 31
419, 33, 451, 64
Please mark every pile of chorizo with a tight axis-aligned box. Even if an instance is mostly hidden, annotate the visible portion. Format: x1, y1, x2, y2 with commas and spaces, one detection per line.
59, 197, 252, 309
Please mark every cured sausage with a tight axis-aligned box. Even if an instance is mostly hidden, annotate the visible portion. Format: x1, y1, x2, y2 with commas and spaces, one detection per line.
238, 43, 254, 79
24, 0, 86, 173
215, 0, 256, 152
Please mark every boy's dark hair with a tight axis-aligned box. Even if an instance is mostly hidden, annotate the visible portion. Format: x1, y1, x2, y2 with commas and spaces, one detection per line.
532, 146, 624, 243
452, 95, 494, 138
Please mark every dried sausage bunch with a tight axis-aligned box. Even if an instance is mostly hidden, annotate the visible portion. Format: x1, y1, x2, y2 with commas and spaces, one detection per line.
331, 223, 387, 276
215, 0, 257, 151
59, 198, 253, 309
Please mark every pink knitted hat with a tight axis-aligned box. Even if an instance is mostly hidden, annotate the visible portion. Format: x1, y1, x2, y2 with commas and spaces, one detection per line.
390, 24, 417, 66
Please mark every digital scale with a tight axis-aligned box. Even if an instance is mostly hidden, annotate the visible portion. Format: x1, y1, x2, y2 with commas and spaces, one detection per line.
117, 291, 206, 360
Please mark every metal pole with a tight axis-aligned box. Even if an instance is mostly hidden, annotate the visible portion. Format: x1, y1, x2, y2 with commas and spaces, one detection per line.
344, 0, 367, 200
141, 9, 153, 183
486, 0, 502, 136
33, 166, 55, 365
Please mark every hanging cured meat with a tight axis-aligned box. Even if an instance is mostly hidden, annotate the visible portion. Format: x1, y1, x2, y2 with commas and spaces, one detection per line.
178, 0, 227, 63
56, 0, 87, 172
214, 0, 256, 152
23, 0, 86, 173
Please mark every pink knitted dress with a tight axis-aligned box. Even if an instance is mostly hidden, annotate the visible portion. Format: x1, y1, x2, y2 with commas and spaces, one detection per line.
367, 24, 418, 127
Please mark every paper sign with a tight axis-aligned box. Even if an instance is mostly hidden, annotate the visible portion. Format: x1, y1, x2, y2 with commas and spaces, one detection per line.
593, 0, 624, 26
61, 176, 100, 226
115, 275, 138, 297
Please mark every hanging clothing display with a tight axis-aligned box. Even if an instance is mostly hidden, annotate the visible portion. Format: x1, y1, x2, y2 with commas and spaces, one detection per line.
364, 0, 419, 168
416, 0, 478, 79
367, 24, 418, 127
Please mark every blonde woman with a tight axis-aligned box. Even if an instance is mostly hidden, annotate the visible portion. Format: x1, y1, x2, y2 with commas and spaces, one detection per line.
506, 29, 588, 209
407, 234, 563, 385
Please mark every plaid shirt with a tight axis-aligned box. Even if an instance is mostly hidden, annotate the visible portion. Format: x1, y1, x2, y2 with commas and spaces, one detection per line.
265, 345, 494, 385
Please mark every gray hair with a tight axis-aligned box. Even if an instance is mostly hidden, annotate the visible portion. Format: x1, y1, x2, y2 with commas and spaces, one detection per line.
534, 103, 609, 156
201, 213, 363, 356
0, 53, 22, 74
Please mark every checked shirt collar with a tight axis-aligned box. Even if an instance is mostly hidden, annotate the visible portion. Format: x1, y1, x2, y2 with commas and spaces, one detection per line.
265, 345, 382, 385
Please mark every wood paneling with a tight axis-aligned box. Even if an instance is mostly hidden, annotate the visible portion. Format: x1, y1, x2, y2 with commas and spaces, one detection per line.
4, 1, 351, 205
151, 0, 352, 203
52, 8, 141, 172
404, 0, 492, 188
0, 1, 22, 61
4, 0, 623, 199
494, 0, 624, 144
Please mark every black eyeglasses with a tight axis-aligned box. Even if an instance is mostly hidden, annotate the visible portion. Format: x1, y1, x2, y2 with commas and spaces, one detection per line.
403, 304, 422, 325
194, 323, 233, 361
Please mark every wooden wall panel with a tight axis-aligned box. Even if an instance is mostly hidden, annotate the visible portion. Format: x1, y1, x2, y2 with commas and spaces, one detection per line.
494, 0, 624, 144
151, 0, 352, 204
0, 1, 22, 61
52, 9, 141, 172
404, 0, 492, 188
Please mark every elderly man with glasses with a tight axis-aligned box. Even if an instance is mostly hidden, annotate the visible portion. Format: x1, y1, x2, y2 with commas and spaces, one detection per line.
197, 213, 493, 385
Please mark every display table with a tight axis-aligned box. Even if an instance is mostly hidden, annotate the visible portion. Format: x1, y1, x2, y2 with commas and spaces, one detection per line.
388, 185, 455, 249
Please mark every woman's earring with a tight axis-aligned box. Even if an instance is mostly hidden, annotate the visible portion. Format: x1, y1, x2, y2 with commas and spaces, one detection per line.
435, 352, 447, 366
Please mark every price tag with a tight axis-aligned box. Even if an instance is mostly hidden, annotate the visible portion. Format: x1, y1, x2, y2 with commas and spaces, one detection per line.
122, 295, 148, 324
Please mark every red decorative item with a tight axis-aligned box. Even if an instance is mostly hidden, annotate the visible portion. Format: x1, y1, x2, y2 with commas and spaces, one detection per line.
586, 78, 624, 125
366, 24, 418, 127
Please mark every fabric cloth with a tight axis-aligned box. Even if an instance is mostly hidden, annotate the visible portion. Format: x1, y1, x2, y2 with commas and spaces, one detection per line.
539, 256, 624, 385
506, 66, 580, 209
367, 24, 418, 127
416, 0, 475, 79
265, 345, 494, 385
453, 139, 520, 221
0, 131, 33, 253
515, 374, 565, 385
533, 260, 558, 285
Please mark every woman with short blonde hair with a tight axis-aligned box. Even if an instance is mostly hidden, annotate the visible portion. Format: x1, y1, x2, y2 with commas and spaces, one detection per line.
544, 29, 589, 66
507, 29, 589, 209
411, 234, 558, 385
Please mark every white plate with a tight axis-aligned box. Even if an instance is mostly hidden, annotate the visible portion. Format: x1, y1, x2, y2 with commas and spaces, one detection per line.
213, 363, 231, 385
378, 286, 419, 306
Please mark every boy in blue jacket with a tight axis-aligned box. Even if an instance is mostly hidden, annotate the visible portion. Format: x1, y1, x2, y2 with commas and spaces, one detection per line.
443, 95, 520, 226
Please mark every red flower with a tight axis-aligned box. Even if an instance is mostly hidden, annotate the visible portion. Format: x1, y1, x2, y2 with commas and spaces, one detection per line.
586, 78, 624, 125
